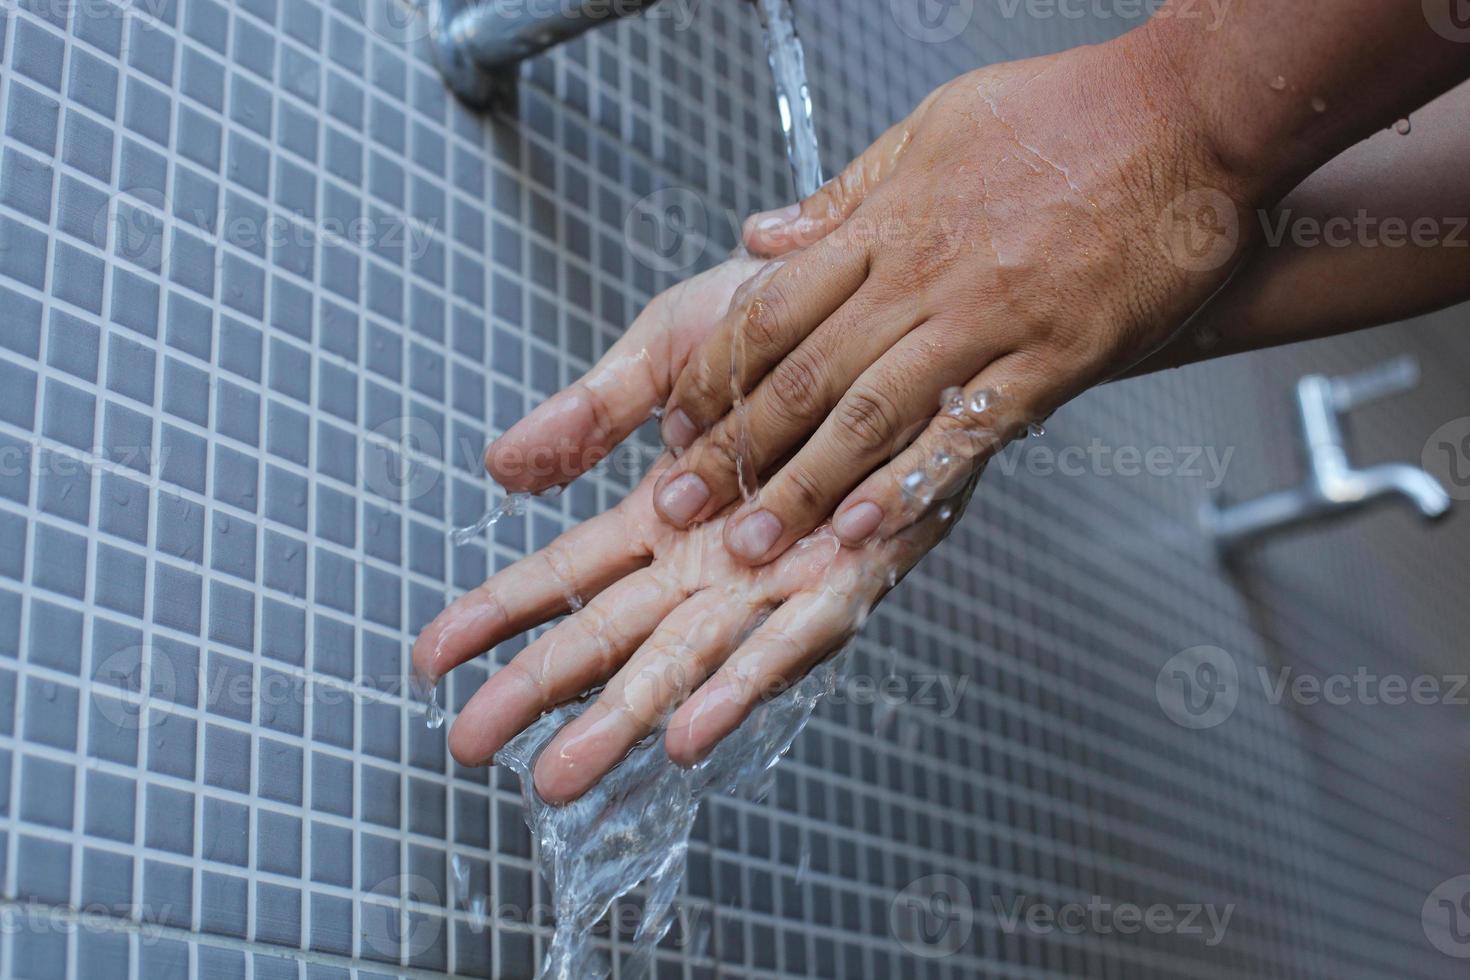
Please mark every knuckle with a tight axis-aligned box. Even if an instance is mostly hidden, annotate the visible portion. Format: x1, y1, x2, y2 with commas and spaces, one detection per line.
767, 352, 825, 422
835, 388, 900, 455
783, 464, 828, 515
741, 287, 788, 356
701, 422, 746, 477
682, 360, 726, 417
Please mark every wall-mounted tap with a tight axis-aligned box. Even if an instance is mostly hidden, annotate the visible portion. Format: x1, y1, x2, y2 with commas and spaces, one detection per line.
431, 0, 664, 107
1202, 356, 1453, 549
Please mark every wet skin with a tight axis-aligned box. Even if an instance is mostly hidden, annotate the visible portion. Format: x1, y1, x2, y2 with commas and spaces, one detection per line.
412, 259, 975, 804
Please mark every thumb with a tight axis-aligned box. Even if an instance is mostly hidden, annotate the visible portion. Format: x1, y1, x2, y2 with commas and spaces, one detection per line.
486, 260, 759, 492
742, 110, 922, 257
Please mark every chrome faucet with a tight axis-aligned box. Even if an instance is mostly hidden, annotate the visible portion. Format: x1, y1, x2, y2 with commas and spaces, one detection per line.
1202, 355, 1452, 549
431, 0, 664, 106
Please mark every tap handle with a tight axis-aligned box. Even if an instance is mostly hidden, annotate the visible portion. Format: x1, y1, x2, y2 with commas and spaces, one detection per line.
1329, 355, 1420, 414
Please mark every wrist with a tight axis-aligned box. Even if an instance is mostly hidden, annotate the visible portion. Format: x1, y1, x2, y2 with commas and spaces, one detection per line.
1111, 14, 1294, 208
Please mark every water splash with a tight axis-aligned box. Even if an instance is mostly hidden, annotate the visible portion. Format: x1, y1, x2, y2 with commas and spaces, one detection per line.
411, 673, 446, 730
451, 491, 530, 546
484, 8, 840, 978
754, 0, 824, 201
499, 655, 844, 980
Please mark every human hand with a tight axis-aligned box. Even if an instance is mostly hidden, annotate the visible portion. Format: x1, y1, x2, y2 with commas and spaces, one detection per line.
417, 254, 970, 803
484, 255, 768, 493
413, 454, 967, 805
649, 38, 1257, 564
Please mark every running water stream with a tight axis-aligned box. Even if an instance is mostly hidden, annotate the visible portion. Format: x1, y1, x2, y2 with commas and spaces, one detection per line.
436, 3, 832, 976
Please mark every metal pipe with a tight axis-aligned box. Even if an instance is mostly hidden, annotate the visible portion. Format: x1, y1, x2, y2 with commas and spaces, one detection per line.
432, 0, 664, 106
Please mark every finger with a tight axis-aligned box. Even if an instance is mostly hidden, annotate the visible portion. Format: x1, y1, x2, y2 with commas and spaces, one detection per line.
411, 505, 651, 685
486, 260, 759, 492
832, 358, 1042, 546
444, 566, 681, 767
743, 105, 933, 257
722, 323, 997, 565
651, 284, 913, 528
665, 590, 853, 766
659, 234, 871, 452
531, 590, 766, 804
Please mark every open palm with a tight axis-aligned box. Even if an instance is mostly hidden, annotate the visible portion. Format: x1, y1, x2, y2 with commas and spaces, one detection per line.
413, 257, 970, 803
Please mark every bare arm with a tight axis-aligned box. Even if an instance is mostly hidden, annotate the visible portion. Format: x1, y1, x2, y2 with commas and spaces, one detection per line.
1134, 80, 1470, 374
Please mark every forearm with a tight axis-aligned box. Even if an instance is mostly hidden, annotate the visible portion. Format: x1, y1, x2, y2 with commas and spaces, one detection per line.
1138, 0, 1470, 202
1131, 79, 1470, 375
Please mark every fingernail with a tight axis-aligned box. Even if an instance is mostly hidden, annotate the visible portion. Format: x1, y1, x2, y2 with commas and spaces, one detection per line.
750, 203, 801, 233
834, 501, 883, 544
656, 472, 710, 526
729, 510, 782, 561
661, 408, 698, 450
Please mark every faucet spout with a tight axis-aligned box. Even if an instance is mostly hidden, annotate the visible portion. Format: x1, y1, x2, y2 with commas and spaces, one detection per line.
1203, 356, 1454, 550
1340, 463, 1453, 520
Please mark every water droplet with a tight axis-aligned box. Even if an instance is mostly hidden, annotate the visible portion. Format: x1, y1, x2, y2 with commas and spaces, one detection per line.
940, 386, 965, 417
1269, 75, 1287, 91
649, 406, 665, 422
1027, 421, 1046, 438
1394, 117, 1411, 135
451, 854, 471, 905
1311, 96, 1327, 114
938, 503, 955, 522
968, 389, 991, 414
900, 471, 926, 500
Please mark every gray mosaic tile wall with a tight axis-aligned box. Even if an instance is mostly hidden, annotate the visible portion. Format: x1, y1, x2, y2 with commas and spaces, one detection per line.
1, 0, 1468, 977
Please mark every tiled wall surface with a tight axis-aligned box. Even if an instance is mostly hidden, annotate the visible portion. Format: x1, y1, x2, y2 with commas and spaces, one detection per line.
1, 0, 1468, 977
